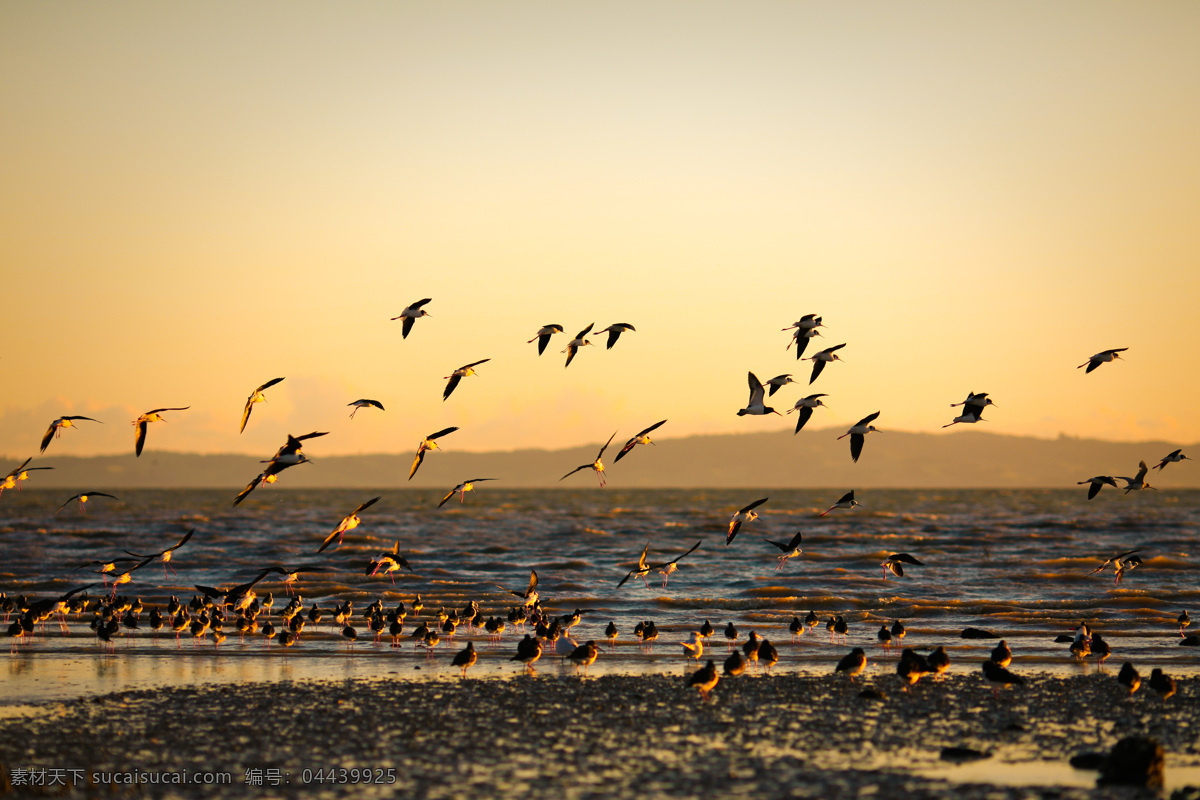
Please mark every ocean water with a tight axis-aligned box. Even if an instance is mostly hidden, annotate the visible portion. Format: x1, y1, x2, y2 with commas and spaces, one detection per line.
2, 488, 1197, 700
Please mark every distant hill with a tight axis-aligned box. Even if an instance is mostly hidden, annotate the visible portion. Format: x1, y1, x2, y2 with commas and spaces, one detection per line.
5, 429, 1196, 489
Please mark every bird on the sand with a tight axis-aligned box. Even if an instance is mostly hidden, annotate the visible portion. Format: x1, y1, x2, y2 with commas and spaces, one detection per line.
981, 660, 1025, 695
727, 497, 768, 545
1153, 449, 1189, 471
513, 633, 542, 670
835, 648, 867, 682
1148, 668, 1176, 702
527, 324, 564, 355
438, 478, 496, 509
408, 427, 459, 480
928, 646, 951, 680
1117, 662, 1141, 696
317, 497, 382, 553
681, 632, 704, 660
788, 394, 828, 434
881, 553, 925, 579
1078, 476, 1120, 500
723, 650, 746, 677
1179, 611, 1191, 638
990, 640, 1013, 668
568, 640, 599, 674
443, 359, 490, 401
40, 416, 101, 453
762, 531, 803, 570
736, 372, 782, 417
614, 420, 668, 463
56, 491, 118, 515
1078, 348, 1126, 374
687, 660, 719, 700
820, 490, 861, 517
598, 323, 635, 350
560, 432, 617, 488
133, 407, 190, 457
347, 399, 384, 419
805, 343, 846, 384
240, 377, 285, 433
451, 641, 477, 676
897, 649, 932, 687
877, 625, 892, 649
838, 411, 881, 463
562, 324, 594, 367
390, 298, 432, 338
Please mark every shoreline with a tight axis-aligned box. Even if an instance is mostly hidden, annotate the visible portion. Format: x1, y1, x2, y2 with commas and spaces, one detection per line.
2, 673, 1197, 798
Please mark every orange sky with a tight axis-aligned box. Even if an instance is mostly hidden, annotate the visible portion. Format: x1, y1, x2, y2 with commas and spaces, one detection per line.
2, 2, 1198, 458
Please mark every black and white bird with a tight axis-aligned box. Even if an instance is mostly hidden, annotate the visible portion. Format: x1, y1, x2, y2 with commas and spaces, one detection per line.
1118, 461, 1155, 493
1078, 348, 1127, 374
133, 407, 190, 457
1077, 476, 1119, 500
317, 497, 382, 553
788, 394, 828, 434
56, 491, 118, 515
881, 553, 925, 579
438, 478, 496, 508
951, 391, 996, 411
390, 298, 432, 338
736, 372, 782, 417
124, 529, 195, 578
598, 323, 636, 350
943, 406, 985, 428
366, 542, 413, 584
527, 325, 564, 355
838, 412, 880, 463
500, 570, 539, 608
563, 324, 594, 367
560, 432, 617, 488
408, 427, 459, 481
348, 399, 384, 419
616, 541, 701, 588
443, 359, 490, 401
783, 315, 824, 360
687, 660, 719, 700
805, 344, 846, 384
727, 497, 768, 545
1153, 449, 1189, 471
835, 648, 867, 682
981, 660, 1025, 694
1089, 548, 1143, 585
240, 377, 285, 433
762, 532, 803, 570
232, 431, 326, 506
40, 415, 101, 453
0, 457, 53, 496
614, 420, 668, 463
819, 490, 861, 517
765, 374, 796, 397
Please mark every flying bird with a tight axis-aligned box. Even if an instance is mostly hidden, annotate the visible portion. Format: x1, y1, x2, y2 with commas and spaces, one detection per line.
563, 323, 594, 367
762, 532, 803, 570
783, 314, 824, 358
1077, 476, 1119, 500
240, 377, 285, 433
348, 399, 385, 419
443, 359, 491, 401
438, 478, 497, 508
598, 323, 636, 350
764, 374, 795, 397
527, 324, 564, 355
727, 497, 768, 545
133, 407, 190, 457
614, 420, 668, 463
820, 490, 861, 517
500, 570, 539, 607
951, 391, 996, 411
881, 553, 925, 579
1118, 461, 1155, 493
560, 432, 617, 488
943, 406, 985, 428
616, 541, 702, 588
366, 542, 413, 584
805, 344, 846, 384
1089, 548, 1143, 585
124, 528, 195, 578
736, 372, 782, 417
0, 458, 53, 496
838, 412, 881, 463
233, 431, 327, 506
40, 416, 101, 453
408, 427, 459, 480
787, 394, 828, 434
390, 298, 432, 338
317, 496, 382, 553
1078, 348, 1127, 373
1153, 449, 1189, 471
56, 491, 118, 515
687, 660, 719, 700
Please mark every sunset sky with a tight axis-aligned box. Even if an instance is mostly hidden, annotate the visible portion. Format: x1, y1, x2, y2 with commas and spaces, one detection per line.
2, 2, 1198, 459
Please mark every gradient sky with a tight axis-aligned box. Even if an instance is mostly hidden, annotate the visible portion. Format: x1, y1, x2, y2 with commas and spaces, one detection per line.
2, 2, 1198, 459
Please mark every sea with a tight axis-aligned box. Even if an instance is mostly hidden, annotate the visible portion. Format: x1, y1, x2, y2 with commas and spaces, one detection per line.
2, 487, 1197, 702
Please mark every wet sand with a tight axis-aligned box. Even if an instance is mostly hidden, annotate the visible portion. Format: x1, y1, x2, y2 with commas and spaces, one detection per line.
1, 672, 1197, 798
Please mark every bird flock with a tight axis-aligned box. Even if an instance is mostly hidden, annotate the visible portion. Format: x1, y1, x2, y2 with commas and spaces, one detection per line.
3, 302, 1193, 704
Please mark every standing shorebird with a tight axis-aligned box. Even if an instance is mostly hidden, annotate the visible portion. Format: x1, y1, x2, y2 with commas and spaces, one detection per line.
687, 660, 719, 701
1153, 449, 1189, 471
347, 399, 385, 419
1148, 668, 1176, 702
133, 407, 189, 457
527, 324, 564, 355
1078, 476, 1120, 500
727, 497, 768, 545
788, 394, 828, 434
568, 641, 599, 675
390, 298, 432, 338
680, 632, 704, 660
614, 420, 668, 463
598, 323, 636, 350
835, 648, 867, 682
56, 491, 119, 515
1117, 662, 1141, 696
820, 490, 861, 517
40, 416, 101, 454
981, 660, 1025, 695
438, 478, 497, 508
443, 359, 491, 401
513, 633, 542, 671
0, 458, 53, 497
737, 372, 782, 417
881, 553, 925, 579
408, 427, 459, 480
563, 324, 594, 367
1118, 461, 1155, 493
560, 432, 617, 488
1078, 348, 1127, 373
240, 377, 285, 433
805, 344, 846, 384
762, 532, 803, 570
317, 497, 382, 553
838, 412, 881, 463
